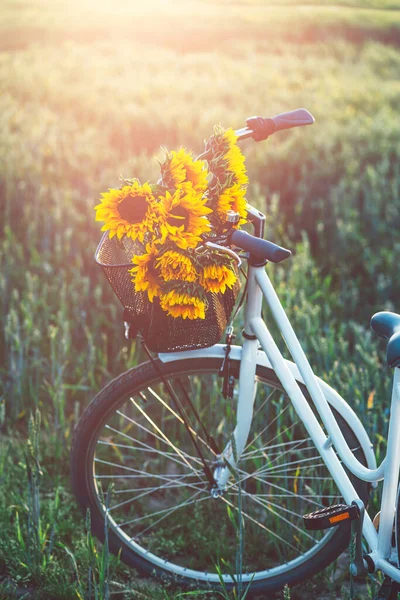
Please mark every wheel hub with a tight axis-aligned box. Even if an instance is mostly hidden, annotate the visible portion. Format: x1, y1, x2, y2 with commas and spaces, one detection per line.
210, 457, 227, 497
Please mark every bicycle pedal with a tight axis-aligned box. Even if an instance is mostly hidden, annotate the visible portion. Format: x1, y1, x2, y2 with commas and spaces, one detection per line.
303, 503, 360, 531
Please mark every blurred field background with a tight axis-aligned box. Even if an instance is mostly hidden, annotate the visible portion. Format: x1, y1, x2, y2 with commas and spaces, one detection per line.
1, 0, 400, 598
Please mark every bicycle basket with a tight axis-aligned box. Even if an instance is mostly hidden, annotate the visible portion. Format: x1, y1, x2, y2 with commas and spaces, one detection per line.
95, 232, 241, 353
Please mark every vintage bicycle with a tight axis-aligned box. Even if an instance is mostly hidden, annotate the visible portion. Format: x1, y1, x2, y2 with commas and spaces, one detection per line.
71, 110, 400, 599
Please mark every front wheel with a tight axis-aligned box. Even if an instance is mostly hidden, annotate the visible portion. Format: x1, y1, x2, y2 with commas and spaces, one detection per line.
71, 356, 369, 596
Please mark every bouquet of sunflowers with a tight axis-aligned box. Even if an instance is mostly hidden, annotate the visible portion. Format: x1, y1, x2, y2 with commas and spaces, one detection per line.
95, 126, 248, 323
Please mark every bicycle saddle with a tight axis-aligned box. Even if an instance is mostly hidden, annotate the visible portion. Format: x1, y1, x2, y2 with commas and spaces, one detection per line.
370, 311, 400, 368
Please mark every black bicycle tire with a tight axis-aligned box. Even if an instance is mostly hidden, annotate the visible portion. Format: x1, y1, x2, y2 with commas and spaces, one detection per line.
71, 356, 370, 596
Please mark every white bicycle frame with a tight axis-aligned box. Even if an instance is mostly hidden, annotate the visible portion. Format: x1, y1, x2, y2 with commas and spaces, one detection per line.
159, 262, 400, 582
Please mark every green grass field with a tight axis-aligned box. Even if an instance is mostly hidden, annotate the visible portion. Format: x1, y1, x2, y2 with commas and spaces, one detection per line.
1, 0, 400, 598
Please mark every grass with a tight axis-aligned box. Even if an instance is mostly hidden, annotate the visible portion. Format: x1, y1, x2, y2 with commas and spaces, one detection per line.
1, 0, 400, 597
3, 0, 400, 52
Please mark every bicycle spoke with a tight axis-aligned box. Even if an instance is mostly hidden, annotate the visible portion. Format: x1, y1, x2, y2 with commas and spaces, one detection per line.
119, 488, 207, 530
113, 475, 202, 494
244, 473, 332, 481
236, 457, 326, 482
95, 459, 202, 487
260, 457, 326, 475
252, 387, 279, 420
232, 470, 332, 509
130, 397, 204, 474
98, 439, 191, 458
240, 458, 326, 480
109, 475, 208, 512
144, 385, 218, 456
114, 406, 202, 471
95, 471, 202, 481
241, 449, 321, 471
98, 437, 202, 470
245, 403, 292, 451
241, 438, 314, 460
221, 496, 300, 554
235, 493, 338, 499
240, 491, 317, 544
107, 421, 202, 468
133, 493, 212, 540
264, 437, 315, 469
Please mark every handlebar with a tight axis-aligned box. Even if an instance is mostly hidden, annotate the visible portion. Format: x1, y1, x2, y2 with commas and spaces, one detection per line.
235, 108, 314, 142
229, 229, 291, 264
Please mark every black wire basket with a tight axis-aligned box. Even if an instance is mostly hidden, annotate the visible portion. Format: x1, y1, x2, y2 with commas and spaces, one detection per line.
95, 232, 241, 353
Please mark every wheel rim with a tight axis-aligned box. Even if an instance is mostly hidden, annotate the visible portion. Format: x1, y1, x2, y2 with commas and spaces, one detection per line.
89, 364, 354, 583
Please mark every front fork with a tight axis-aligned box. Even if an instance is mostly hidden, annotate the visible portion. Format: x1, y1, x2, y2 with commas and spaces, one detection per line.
212, 269, 262, 494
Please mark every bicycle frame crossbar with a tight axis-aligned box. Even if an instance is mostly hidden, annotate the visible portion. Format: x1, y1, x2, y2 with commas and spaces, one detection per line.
215, 264, 400, 580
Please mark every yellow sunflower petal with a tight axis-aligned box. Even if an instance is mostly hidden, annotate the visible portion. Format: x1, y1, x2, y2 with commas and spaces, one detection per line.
158, 186, 211, 249
223, 130, 248, 186
95, 181, 162, 242
156, 250, 198, 282
129, 243, 161, 302
163, 148, 208, 193
200, 263, 237, 293
216, 184, 247, 226
160, 289, 206, 320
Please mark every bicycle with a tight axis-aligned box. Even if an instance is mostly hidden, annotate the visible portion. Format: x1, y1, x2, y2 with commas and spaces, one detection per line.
71, 110, 400, 598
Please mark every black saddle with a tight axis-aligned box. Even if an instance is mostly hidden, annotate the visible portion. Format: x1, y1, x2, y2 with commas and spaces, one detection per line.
370, 311, 400, 368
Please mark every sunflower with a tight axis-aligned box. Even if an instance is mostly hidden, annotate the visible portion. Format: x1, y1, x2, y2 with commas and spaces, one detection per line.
160, 287, 206, 320
159, 185, 212, 250
216, 184, 248, 226
95, 181, 160, 242
199, 263, 238, 294
156, 250, 198, 282
223, 129, 248, 187
129, 243, 161, 302
161, 148, 208, 193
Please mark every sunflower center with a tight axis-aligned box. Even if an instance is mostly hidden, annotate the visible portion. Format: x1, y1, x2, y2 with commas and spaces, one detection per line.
118, 195, 148, 224
167, 206, 189, 229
